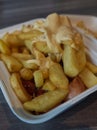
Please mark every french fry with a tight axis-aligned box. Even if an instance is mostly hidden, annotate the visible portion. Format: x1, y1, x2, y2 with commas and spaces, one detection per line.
62, 44, 86, 77
12, 53, 34, 60
23, 89, 68, 112
0, 39, 10, 54
24, 40, 34, 54
34, 41, 51, 54
13, 30, 21, 35
79, 67, 97, 88
33, 70, 44, 88
18, 30, 43, 40
42, 80, 56, 91
5, 33, 24, 47
10, 73, 32, 102
2, 33, 10, 47
49, 63, 69, 90
60, 15, 72, 27
1, 54, 23, 72
86, 61, 97, 74
46, 13, 61, 33
20, 68, 33, 80
41, 68, 49, 79
20, 59, 39, 69
22, 25, 33, 32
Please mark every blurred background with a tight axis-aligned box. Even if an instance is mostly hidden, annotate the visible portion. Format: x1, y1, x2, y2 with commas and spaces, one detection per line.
0, 0, 97, 28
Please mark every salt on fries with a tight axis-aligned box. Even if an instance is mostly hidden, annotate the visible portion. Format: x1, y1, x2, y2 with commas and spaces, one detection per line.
0, 13, 97, 114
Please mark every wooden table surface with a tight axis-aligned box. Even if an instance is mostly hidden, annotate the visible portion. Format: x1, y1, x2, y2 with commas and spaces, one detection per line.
0, 0, 97, 130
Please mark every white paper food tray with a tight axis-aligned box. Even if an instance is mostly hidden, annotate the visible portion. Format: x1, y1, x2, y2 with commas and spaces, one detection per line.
0, 14, 97, 124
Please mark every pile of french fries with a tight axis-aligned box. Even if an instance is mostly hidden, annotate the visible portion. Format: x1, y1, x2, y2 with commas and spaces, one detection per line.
0, 13, 97, 114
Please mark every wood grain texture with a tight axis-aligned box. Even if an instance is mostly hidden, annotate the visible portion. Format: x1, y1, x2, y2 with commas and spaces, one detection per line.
0, 0, 97, 130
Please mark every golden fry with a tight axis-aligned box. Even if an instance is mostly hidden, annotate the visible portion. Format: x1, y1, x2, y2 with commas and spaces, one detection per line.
33, 70, 44, 88
62, 44, 86, 77
10, 73, 32, 103
79, 67, 97, 88
12, 53, 34, 60
42, 80, 56, 91
34, 41, 51, 54
20, 59, 39, 69
18, 30, 43, 40
21, 25, 33, 32
41, 68, 49, 79
49, 63, 69, 90
23, 89, 68, 112
5, 33, 24, 47
86, 61, 97, 74
1, 54, 23, 72
24, 40, 34, 54
0, 39, 10, 54
20, 68, 33, 80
